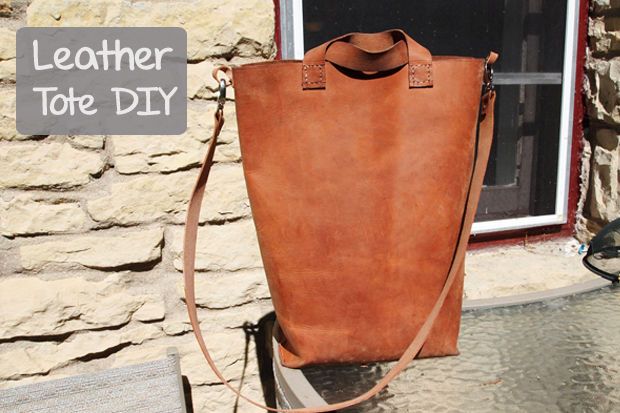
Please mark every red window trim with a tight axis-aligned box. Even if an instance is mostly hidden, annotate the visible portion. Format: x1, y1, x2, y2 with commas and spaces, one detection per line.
271, 0, 589, 247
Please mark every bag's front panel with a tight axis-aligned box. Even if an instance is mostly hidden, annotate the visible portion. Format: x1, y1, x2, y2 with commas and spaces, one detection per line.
233, 58, 484, 367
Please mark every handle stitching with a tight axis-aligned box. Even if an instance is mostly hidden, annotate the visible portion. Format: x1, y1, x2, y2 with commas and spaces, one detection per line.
410, 63, 432, 86
302, 64, 325, 86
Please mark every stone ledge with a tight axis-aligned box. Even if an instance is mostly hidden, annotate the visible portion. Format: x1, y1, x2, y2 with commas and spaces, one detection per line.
464, 237, 594, 300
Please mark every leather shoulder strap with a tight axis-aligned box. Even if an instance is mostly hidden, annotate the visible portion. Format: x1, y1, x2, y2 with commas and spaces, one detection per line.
183, 65, 497, 413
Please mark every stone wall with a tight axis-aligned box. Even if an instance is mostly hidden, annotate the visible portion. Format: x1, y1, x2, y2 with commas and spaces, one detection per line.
0, 0, 275, 411
578, 0, 620, 240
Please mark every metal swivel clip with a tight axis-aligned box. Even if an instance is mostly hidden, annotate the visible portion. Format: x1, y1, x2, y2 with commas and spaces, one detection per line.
484, 60, 494, 93
217, 79, 227, 111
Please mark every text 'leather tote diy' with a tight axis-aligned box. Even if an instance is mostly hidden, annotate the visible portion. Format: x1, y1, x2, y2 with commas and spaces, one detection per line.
184, 29, 498, 412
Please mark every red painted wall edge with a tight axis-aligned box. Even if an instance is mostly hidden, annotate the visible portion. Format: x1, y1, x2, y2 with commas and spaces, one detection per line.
271, 0, 589, 247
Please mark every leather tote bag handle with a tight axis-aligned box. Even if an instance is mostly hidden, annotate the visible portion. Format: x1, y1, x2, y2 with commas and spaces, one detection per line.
183, 53, 498, 412
302, 29, 433, 89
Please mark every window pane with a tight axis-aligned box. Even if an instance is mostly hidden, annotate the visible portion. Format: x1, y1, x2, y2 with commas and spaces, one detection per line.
477, 84, 561, 221
302, 0, 567, 73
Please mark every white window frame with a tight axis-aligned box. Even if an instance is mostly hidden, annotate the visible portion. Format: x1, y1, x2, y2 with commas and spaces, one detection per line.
279, 0, 581, 235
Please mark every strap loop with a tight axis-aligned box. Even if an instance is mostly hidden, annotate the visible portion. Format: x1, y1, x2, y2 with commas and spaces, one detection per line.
212, 65, 234, 87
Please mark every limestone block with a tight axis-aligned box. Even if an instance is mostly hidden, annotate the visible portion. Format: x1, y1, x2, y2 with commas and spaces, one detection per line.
0, 275, 158, 340
111, 135, 204, 174
214, 135, 241, 163
188, 60, 217, 99
574, 214, 601, 244
0, 195, 86, 237
198, 300, 274, 330
110, 105, 238, 174
171, 220, 262, 271
586, 58, 620, 126
20, 227, 163, 270
133, 299, 166, 322
191, 164, 250, 223
593, 128, 619, 151
588, 144, 620, 222
0, 59, 15, 81
27, 0, 275, 60
0, 28, 16, 82
87, 165, 249, 225
178, 269, 270, 309
163, 321, 190, 336
0, 325, 162, 380
0, 142, 105, 189
0, 27, 16, 60
591, 0, 620, 13
0, 0, 11, 17
0, 88, 30, 141
67, 135, 105, 149
589, 17, 620, 54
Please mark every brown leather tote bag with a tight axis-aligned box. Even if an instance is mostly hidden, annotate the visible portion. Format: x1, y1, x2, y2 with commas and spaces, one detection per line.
184, 29, 498, 411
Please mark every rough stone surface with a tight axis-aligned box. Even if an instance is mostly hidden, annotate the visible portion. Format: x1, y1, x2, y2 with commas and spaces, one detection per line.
110, 105, 238, 174
0, 195, 86, 237
20, 227, 163, 270
179, 269, 270, 309
171, 220, 262, 271
585, 57, 620, 126
0, 0, 11, 17
0, 142, 105, 189
188, 60, 217, 99
0, 1, 273, 409
580, 8, 620, 240
133, 298, 166, 322
576, 139, 594, 243
67, 135, 105, 150
588, 144, 619, 222
0, 58, 15, 81
591, 0, 620, 14
0, 325, 162, 380
589, 17, 620, 55
111, 135, 205, 174
214, 134, 241, 163
87, 165, 249, 225
0, 27, 15, 60
0, 88, 29, 141
27, 0, 275, 60
0, 275, 154, 340
198, 300, 274, 330
163, 321, 190, 336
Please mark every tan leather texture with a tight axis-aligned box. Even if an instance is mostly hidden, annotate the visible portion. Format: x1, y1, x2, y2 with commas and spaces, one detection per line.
183, 29, 498, 411
234, 35, 484, 368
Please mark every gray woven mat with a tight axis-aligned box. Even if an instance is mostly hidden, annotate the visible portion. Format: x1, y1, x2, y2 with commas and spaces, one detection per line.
0, 349, 186, 413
